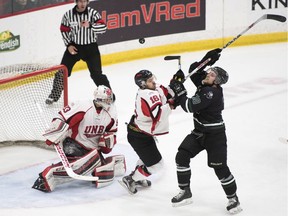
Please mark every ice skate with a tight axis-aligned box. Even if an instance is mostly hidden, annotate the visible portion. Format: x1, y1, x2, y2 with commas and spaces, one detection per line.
135, 179, 151, 187
45, 95, 59, 105
118, 175, 137, 194
227, 195, 242, 214
171, 187, 192, 207
45, 97, 55, 105
32, 175, 50, 192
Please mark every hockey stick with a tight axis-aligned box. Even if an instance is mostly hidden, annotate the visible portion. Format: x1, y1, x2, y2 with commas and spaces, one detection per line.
164, 55, 181, 70
183, 14, 286, 81
34, 100, 99, 181
222, 14, 286, 49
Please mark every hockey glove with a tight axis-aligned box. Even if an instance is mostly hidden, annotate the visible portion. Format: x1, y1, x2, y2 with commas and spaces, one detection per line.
200, 48, 222, 66
172, 69, 185, 82
98, 133, 116, 154
43, 119, 69, 146
189, 61, 201, 73
169, 80, 187, 98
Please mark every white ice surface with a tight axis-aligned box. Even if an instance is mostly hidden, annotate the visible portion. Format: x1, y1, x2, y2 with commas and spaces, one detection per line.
0, 43, 287, 216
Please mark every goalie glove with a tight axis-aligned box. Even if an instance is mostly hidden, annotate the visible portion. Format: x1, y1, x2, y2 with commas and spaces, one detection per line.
43, 118, 69, 146
98, 133, 116, 154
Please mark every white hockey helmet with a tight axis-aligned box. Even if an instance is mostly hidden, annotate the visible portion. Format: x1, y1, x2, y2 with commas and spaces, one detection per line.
93, 85, 113, 110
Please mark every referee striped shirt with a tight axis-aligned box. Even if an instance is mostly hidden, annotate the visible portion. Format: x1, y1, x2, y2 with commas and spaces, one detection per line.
60, 6, 107, 46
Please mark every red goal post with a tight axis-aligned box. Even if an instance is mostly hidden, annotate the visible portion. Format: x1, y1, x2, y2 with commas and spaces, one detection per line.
0, 64, 68, 143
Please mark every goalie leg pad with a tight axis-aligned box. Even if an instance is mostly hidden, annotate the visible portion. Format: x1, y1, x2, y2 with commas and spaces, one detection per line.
33, 149, 101, 192
112, 154, 126, 176
32, 162, 71, 192
93, 154, 126, 188
94, 156, 115, 188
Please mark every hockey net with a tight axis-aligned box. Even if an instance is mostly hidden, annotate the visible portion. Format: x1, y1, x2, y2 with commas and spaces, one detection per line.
0, 64, 68, 145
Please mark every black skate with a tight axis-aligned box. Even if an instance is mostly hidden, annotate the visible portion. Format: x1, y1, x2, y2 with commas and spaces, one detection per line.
45, 96, 59, 105
135, 179, 152, 187
227, 195, 242, 214
171, 187, 192, 207
45, 97, 55, 105
118, 175, 137, 194
32, 175, 50, 192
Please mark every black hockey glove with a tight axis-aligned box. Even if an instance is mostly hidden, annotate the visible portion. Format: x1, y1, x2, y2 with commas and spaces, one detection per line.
169, 80, 187, 98
200, 48, 222, 66
189, 61, 201, 73
172, 69, 185, 82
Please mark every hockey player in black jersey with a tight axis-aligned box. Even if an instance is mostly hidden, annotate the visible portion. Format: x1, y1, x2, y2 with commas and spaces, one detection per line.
169, 49, 242, 214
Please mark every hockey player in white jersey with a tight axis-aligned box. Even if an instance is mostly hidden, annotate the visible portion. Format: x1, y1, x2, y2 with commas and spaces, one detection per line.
32, 85, 126, 192
119, 70, 178, 194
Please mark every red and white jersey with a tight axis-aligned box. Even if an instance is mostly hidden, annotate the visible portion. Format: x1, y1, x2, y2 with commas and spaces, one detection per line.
134, 84, 172, 136
56, 100, 117, 150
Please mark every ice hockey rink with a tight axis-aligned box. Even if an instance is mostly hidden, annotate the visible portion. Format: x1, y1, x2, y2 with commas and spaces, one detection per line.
0, 42, 287, 216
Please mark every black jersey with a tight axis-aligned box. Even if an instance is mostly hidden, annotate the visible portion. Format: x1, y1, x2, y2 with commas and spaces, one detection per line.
179, 70, 225, 132
60, 6, 107, 46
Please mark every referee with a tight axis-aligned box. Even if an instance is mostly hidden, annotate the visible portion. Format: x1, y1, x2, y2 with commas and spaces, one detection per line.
46, 0, 111, 104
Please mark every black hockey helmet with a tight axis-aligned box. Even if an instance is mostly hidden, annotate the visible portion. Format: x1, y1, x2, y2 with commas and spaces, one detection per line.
211, 66, 229, 85
134, 70, 153, 89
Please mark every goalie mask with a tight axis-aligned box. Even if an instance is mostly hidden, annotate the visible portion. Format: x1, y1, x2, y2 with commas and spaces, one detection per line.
211, 66, 229, 85
93, 85, 113, 110
134, 70, 153, 89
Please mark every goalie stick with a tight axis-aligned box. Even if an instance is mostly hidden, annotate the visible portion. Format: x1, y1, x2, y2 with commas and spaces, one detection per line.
172, 14, 287, 82
34, 100, 99, 182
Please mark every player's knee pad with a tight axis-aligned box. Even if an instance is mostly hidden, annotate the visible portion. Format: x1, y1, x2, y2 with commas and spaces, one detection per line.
213, 165, 231, 180
93, 154, 126, 188
146, 158, 164, 174
175, 150, 191, 167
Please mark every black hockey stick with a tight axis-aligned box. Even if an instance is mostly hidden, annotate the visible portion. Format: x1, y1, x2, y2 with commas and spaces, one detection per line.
164, 55, 181, 70
222, 14, 286, 49
184, 14, 286, 81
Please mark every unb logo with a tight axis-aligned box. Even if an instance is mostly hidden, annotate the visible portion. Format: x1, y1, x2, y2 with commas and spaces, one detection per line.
0, 31, 20, 52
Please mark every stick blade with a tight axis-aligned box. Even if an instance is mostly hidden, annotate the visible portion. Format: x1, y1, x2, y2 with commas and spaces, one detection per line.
164, 56, 180, 60
266, 14, 286, 22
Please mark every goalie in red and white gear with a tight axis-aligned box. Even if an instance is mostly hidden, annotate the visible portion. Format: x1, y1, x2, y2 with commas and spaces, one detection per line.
32, 85, 126, 192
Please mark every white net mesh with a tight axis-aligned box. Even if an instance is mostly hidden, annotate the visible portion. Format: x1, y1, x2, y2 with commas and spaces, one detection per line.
0, 64, 68, 142
0, 63, 55, 79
